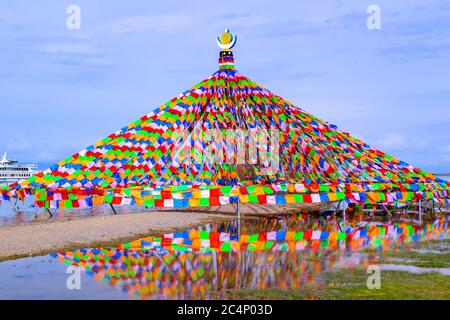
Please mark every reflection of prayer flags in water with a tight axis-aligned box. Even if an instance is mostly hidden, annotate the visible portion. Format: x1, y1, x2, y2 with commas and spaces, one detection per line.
286, 231, 295, 241
295, 232, 304, 241
337, 232, 346, 240
221, 242, 232, 252
219, 233, 230, 242
320, 231, 329, 240
312, 231, 321, 240
276, 231, 286, 241
267, 231, 277, 241
51, 213, 449, 302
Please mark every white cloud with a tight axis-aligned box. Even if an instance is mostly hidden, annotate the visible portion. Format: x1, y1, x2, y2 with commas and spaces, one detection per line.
37, 43, 110, 66
3, 138, 32, 153
34, 150, 64, 162
41, 43, 98, 55
442, 145, 450, 162
374, 133, 429, 151
349, 131, 366, 142
99, 12, 207, 35
95, 9, 337, 37
415, 138, 429, 149
375, 133, 408, 150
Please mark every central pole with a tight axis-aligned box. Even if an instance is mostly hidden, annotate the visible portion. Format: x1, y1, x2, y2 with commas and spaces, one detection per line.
237, 197, 241, 239
237, 197, 241, 219
343, 205, 346, 228
418, 200, 422, 225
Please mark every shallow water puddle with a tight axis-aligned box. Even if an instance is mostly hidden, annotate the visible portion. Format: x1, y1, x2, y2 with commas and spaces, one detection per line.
0, 214, 449, 299
379, 264, 450, 276
0, 198, 152, 226
410, 242, 450, 254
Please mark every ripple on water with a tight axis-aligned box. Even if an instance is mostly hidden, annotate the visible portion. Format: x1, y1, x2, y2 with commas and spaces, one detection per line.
379, 264, 450, 276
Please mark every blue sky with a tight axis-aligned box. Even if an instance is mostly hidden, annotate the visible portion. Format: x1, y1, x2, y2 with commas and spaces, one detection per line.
0, 0, 450, 172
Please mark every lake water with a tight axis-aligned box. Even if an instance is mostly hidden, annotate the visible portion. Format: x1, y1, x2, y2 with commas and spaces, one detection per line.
0, 197, 156, 226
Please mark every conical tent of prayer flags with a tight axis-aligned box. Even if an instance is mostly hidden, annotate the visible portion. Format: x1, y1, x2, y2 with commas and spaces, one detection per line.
1, 30, 449, 209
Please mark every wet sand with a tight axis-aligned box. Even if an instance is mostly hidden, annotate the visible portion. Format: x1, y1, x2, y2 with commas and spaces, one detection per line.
0, 203, 327, 262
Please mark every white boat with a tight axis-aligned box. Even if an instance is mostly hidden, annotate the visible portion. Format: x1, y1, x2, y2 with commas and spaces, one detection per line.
0, 152, 38, 185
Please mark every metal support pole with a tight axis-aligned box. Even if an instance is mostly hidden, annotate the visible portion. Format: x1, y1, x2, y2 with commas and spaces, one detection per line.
237, 197, 241, 219
8, 200, 20, 214
110, 204, 118, 215
334, 201, 341, 216
381, 204, 393, 218
153, 251, 176, 276
404, 201, 411, 215
335, 201, 343, 232
406, 201, 414, 224
46, 208, 53, 217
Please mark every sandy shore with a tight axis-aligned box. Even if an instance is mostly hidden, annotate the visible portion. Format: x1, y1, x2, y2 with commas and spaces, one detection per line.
0, 202, 327, 262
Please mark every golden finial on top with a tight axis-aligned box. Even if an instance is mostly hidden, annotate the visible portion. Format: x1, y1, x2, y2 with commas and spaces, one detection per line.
217, 28, 237, 51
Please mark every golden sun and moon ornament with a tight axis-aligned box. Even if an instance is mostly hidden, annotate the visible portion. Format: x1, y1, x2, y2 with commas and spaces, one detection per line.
217, 28, 237, 51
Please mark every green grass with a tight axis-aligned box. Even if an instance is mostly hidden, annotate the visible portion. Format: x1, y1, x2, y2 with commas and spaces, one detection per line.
322, 268, 450, 300
380, 252, 450, 268
229, 269, 450, 300
365, 239, 450, 268
228, 287, 322, 300
230, 239, 450, 300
